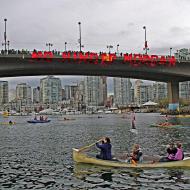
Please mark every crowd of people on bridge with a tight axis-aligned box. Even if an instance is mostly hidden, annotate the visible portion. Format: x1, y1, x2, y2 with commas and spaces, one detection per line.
1, 49, 31, 55
0, 48, 125, 57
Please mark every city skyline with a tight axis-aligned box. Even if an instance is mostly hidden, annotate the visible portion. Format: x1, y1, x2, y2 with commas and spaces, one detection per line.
0, 75, 189, 113
0, 76, 155, 95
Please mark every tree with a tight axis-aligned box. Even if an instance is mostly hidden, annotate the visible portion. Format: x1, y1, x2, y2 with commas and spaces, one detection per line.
158, 98, 169, 108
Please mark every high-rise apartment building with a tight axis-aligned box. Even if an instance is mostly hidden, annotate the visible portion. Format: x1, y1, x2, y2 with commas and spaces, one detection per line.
152, 82, 167, 101
33, 86, 40, 103
64, 85, 78, 100
134, 80, 152, 105
40, 76, 62, 104
101, 76, 107, 106
180, 81, 190, 100
113, 78, 132, 107
16, 83, 32, 105
9, 89, 16, 101
0, 81, 8, 105
84, 76, 107, 106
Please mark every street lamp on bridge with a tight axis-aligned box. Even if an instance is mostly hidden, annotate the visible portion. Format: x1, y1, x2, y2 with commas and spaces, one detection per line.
117, 44, 119, 55
2, 18, 8, 53
170, 47, 172, 57
64, 42, 67, 51
107, 45, 113, 53
46, 43, 53, 51
78, 22, 82, 52
7, 41, 10, 51
143, 26, 149, 54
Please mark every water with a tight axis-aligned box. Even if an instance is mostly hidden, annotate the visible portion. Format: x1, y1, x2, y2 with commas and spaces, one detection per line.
0, 113, 190, 189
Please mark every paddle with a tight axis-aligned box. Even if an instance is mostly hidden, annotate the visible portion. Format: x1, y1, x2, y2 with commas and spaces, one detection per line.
78, 138, 103, 152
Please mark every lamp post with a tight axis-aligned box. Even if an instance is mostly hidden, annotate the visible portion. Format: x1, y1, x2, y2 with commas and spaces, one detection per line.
170, 47, 172, 57
107, 45, 113, 53
78, 22, 82, 52
143, 26, 149, 54
4, 18, 7, 52
2, 18, 7, 52
177, 49, 180, 59
7, 40, 10, 51
64, 42, 67, 51
46, 43, 53, 51
117, 44, 119, 55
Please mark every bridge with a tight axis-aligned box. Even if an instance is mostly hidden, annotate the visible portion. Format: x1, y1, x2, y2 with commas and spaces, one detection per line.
0, 51, 190, 110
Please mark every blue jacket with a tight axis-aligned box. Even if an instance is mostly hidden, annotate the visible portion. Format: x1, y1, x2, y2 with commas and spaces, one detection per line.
96, 142, 112, 160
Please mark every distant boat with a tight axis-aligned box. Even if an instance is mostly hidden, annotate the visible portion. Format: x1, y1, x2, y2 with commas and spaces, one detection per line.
39, 109, 53, 115
104, 110, 113, 114
2, 111, 9, 117
27, 120, 51, 123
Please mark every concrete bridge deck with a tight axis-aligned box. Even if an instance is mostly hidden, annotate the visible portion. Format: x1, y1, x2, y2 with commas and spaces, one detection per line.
0, 53, 189, 82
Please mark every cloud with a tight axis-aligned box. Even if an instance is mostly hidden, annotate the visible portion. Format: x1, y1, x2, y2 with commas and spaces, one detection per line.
0, 0, 190, 53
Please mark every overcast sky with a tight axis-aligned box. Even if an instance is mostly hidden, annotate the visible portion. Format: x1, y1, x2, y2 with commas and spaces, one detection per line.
0, 0, 190, 90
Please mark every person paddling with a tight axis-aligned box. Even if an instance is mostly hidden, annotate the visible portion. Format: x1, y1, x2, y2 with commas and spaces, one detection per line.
96, 137, 112, 160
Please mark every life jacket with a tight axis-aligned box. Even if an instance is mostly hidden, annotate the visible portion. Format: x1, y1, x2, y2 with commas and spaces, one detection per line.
132, 149, 143, 162
167, 147, 177, 160
168, 153, 175, 160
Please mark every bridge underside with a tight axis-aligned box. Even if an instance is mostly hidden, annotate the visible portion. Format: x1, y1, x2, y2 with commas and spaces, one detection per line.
0, 57, 189, 82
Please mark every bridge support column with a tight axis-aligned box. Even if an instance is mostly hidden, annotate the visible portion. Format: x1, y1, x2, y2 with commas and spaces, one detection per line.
167, 81, 179, 111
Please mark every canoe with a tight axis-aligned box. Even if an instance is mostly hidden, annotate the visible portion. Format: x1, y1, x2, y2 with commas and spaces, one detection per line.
73, 148, 190, 168
150, 123, 182, 128
27, 120, 51, 123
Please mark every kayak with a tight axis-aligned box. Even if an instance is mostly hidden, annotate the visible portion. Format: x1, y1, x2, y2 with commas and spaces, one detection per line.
73, 148, 190, 168
62, 118, 76, 121
0, 122, 16, 125
176, 115, 190, 118
150, 123, 182, 128
27, 120, 51, 123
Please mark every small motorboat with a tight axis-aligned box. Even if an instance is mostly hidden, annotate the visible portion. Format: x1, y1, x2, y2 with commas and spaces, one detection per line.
27, 120, 51, 123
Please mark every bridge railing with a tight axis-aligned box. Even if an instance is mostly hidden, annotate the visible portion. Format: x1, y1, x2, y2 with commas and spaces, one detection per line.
0, 49, 189, 62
